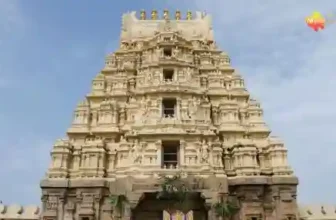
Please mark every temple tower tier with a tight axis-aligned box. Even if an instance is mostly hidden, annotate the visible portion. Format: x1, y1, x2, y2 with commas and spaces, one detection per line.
40, 10, 299, 220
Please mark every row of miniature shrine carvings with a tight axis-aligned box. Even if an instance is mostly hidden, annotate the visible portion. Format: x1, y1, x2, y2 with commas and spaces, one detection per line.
119, 37, 218, 51
73, 97, 256, 126
105, 50, 230, 72
50, 138, 281, 173
94, 72, 241, 91
52, 140, 223, 169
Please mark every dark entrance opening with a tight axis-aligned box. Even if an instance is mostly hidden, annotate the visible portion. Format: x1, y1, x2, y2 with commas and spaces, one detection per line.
132, 193, 207, 220
163, 69, 174, 81
163, 48, 172, 57
162, 98, 176, 117
162, 140, 180, 168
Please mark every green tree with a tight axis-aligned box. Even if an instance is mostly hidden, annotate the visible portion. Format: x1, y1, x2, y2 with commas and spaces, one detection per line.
213, 195, 240, 220
109, 194, 128, 217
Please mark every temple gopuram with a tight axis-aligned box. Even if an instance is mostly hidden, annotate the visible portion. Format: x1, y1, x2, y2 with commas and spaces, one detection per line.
0, 10, 328, 220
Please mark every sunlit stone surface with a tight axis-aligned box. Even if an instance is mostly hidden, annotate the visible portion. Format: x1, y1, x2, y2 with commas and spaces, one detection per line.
2, 10, 331, 220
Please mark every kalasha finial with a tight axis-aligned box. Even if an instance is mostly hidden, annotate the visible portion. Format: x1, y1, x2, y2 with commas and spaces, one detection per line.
140, 10, 146, 20
175, 10, 181, 20
151, 10, 158, 20
163, 9, 169, 20
186, 10, 192, 20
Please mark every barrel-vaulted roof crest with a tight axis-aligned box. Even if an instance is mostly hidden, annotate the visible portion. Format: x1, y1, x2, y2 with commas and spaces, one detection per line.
120, 10, 214, 41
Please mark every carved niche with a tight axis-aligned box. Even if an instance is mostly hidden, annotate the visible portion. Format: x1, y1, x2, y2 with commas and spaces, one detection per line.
77, 192, 95, 220
64, 201, 75, 220
42, 194, 59, 220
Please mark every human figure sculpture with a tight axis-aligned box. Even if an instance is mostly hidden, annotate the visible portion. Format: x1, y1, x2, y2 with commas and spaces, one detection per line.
186, 11, 192, 20
202, 94, 209, 103
140, 10, 146, 20
131, 140, 142, 164
147, 71, 153, 81
175, 10, 181, 20
200, 140, 210, 163
151, 10, 157, 20
172, 47, 179, 58
156, 47, 161, 58
188, 97, 198, 119
186, 67, 192, 78
120, 135, 127, 143
163, 9, 169, 20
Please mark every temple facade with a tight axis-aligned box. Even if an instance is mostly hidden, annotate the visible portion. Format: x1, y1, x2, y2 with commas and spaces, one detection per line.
35, 10, 324, 220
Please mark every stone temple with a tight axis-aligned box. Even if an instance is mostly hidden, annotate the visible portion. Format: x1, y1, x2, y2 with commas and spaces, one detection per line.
1, 10, 335, 220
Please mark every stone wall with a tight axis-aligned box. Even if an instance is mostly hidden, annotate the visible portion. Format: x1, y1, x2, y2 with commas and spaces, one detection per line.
1, 203, 336, 220
0, 204, 41, 220
299, 205, 336, 220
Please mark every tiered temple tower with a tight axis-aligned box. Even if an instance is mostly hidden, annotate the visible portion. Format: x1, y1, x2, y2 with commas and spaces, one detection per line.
40, 10, 299, 220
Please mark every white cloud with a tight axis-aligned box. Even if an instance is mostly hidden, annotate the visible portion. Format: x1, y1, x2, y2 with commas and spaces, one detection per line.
169, 0, 336, 203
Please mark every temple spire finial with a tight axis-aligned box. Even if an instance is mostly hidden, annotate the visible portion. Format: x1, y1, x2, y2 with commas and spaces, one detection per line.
140, 10, 146, 20
163, 9, 169, 20
186, 10, 192, 20
151, 10, 158, 20
175, 10, 181, 20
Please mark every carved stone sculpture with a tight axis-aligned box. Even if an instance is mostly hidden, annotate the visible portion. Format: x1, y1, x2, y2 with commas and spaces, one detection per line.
130, 140, 142, 164
200, 140, 210, 164
41, 10, 301, 220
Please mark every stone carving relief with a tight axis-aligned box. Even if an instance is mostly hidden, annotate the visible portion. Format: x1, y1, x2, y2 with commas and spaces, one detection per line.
40, 10, 302, 220
45, 196, 58, 211
130, 139, 143, 164
172, 47, 180, 58
187, 97, 199, 119
64, 202, 75, 220
77, 192, 95, 215
186, 67, 193, 80
200, 140, 210, 164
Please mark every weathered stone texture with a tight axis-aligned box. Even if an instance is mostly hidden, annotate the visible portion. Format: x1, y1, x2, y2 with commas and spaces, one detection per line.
0, 204, 41, 220
35, 9, 312, 220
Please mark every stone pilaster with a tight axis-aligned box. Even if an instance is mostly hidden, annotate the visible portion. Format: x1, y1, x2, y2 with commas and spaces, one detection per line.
122, 203, 131, 220
180, 140, 186, 166
58, 194, 65, 220
94, 194, 102, 220
201, 190, 218, 220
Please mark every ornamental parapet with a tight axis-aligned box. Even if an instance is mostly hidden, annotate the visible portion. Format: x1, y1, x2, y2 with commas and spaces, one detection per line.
0, 204, 40, 220
136, 10, 198, 21
247, 123, 271, 134
130, 125, 208, 136
218, 122, 245, 133
131, 117, 212, 131
120, 11, 214, 41
135, 80, 203, 95
299, 205, 336, 220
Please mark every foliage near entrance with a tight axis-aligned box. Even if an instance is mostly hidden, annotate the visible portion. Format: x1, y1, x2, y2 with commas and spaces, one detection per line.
213, 198, 240, 219
156, 174, 189, 203
109, 194, 128, 215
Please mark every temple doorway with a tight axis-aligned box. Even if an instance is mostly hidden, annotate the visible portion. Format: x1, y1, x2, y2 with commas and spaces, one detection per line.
132, 193, 207, 220
163, 210, 193, 220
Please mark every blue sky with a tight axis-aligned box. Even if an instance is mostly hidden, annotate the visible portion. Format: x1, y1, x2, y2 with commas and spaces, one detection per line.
0, 0, 335, 205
